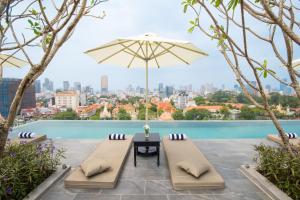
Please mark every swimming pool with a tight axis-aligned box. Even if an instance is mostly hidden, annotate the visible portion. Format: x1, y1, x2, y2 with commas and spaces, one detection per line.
11, 120, 300, 139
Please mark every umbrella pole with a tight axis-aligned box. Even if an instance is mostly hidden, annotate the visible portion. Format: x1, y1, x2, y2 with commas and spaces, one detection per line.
145, 60, 149, 126
0, 65, 2, 79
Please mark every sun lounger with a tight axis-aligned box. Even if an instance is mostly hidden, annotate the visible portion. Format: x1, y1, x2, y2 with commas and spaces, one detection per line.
267, 134, 300, 147
162, 137, 225, 190
10, 134, 47, 145
64, 136, 133, 188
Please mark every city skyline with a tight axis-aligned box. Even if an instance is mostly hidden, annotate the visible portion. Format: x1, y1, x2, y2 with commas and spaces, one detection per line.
3, 0, 300, 90
37, 76, 294, 96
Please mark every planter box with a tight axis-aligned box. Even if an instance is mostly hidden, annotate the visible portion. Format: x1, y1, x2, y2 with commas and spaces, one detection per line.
240, 165, 293, 200
23, 165, 71, 200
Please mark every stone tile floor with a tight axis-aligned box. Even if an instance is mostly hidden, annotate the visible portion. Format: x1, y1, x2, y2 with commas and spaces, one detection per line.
39, 139, 275, 200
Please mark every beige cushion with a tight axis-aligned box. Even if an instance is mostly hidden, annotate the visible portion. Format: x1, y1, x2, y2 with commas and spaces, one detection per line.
81, 159, 110, 177
163, 137, 225, 190
177, 160, 209, 178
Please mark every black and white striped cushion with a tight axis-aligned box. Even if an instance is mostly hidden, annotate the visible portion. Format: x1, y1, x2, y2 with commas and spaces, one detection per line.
18, 132, 36, 138
169, 133, 187, 140
109, 134, 125, 140
285, 132, 298, 139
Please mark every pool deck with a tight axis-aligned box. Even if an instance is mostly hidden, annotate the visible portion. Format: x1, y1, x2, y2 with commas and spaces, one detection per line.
39, 139, 275, 200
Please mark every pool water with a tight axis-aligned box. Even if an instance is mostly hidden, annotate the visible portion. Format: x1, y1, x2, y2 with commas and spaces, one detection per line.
11, 120, 300, 139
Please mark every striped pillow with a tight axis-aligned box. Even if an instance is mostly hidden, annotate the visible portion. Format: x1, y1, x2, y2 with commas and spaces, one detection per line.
285, 132, 298, 139
109, 134, 125, 140
169, 133, 187, 140
18, 132, 36, 138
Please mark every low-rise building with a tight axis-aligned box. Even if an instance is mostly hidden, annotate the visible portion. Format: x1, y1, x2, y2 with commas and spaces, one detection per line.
55, 91, 79, 110
76, 105, 97, 119
184, 105, 224, 113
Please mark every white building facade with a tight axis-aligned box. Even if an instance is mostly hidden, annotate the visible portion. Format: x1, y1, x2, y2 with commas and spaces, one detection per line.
55, 91, 79, 110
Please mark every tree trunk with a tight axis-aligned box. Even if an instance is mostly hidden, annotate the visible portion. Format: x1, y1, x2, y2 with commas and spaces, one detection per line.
267, 108, 294, 154
0, 120, 8, 155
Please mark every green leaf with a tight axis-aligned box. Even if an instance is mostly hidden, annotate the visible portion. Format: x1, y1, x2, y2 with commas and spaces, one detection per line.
33, 29, 41, 36
263, 70, 268, 78
183, 4, 188, 13
263, 59, 267, 68
28, 19, 33, 26
215, 0, 221, 7
255, 67, 263, 71
31, 9, 38, 15
188, 26, 195, 33
227, 0, 239, 10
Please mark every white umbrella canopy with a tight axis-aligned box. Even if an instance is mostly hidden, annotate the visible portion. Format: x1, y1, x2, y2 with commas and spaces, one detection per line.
85, 33, 208, 68
0, 53, 28, 78
85, 33, 208, 127
292, 59, 300, 69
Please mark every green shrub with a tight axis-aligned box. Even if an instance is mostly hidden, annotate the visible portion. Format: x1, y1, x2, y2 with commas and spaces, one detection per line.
0, 141, 64, 199
184, 108, 211, 120
53, 110, 78, 120
254, 144, 300, 200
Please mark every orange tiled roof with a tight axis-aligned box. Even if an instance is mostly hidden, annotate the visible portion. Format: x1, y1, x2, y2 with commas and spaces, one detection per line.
159, 112, 173, 121
225, 103, 244, 109
55, 91, 77, 96
157, 102, 175, 113
186, 105, 224, 112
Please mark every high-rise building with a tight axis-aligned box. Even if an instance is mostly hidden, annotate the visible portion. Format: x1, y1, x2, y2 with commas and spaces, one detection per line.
176, 91, 188, 109
265, 84, 271, 94
84, 86, 93, 94
280, 78, 292, 95
234, 84, 241, 93
165, 86, 174, 97
35, 80, 41, 93
42, 78, 54, 92
280, 78, 287, 91
74, 82, 81, 92
158, 83, 164, 98
246, 81, 257, 95
63, 81, 70, 91
0, 78, 36, 118
101, 75, 108, 94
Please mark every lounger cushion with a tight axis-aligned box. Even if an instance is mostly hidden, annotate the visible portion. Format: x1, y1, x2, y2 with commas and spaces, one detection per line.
81, 159, 110, 177
64, 136, 133, 188
177, 159, 209, 178
163, 137, 225, 190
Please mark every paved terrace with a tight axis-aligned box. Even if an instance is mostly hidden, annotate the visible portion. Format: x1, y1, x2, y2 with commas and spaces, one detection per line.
39, 139, 275, 200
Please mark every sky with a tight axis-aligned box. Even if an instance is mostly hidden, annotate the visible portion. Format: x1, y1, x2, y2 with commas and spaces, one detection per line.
3, 0, 300, 91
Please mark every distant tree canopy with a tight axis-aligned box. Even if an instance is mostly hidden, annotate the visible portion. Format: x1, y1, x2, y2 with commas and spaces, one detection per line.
240, 106, 265, 120
53, 109, 78, 120
127, 96, 143, 104
117, 109, 131, 120
220, 107, 230, 119
89, 108, 101, 120
137, 105, 156, 120
184, 108, 211, 120
269, 93, 300, 108
172, 110, 184, 120
194, 96, 206, 105
208, 91, 236, 103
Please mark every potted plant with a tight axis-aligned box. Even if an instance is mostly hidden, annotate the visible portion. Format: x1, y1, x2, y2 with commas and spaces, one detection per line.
144, 124, 150, 138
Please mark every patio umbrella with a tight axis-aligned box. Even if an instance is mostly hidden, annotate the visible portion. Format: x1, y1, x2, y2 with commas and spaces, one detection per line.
292, 59, 300, 69
85, 33, 208, 126
0, 53, 28, 78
